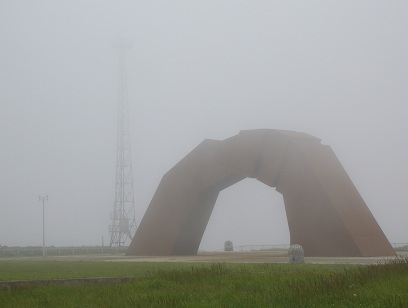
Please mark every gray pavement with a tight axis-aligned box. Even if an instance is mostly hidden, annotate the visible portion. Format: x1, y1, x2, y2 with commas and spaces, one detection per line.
1, 251, 406, 264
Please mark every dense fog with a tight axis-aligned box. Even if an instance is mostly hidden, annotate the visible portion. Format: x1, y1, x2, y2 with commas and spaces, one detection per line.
1, 1, 407, 250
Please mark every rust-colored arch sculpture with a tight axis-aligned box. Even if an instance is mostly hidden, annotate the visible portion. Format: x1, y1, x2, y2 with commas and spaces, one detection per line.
128, 129, 395, 257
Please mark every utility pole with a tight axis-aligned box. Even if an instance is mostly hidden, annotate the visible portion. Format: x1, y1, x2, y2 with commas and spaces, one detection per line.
109, 37, 137, 247
39, 195, 48, 257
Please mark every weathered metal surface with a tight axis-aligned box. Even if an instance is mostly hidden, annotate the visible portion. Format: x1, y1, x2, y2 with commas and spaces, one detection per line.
127, 129, 396, 257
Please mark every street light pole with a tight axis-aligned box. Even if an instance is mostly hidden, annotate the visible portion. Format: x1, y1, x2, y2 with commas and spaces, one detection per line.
39, 195, 48, 257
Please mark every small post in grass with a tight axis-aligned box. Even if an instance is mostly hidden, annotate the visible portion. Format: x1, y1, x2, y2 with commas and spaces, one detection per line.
288, 244, 304, 264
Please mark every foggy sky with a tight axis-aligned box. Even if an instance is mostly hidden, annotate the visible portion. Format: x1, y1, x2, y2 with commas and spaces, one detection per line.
1, 1, 407, 251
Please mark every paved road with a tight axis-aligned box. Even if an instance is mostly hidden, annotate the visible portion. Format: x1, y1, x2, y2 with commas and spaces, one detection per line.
105, 251, 405, 264
2, 251, 405, 264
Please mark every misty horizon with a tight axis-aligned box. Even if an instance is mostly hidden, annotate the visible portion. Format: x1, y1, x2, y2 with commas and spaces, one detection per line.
1, 1, 407, 251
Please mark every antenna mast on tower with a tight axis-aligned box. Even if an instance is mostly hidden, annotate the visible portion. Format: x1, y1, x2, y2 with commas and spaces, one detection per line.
109, 37, 137, 247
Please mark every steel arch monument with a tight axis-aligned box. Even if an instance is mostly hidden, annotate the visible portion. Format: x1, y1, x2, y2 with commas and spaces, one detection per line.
127, 129, 395, 257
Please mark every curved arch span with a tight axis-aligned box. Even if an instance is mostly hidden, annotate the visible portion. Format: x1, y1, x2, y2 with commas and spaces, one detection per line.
127, 129, 395, 257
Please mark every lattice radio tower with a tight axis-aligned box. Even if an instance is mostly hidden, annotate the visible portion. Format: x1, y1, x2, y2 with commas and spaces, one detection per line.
109, 38, 137, 247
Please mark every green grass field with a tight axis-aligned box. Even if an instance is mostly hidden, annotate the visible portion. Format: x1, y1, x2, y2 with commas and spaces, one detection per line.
1, 258, 407, 307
